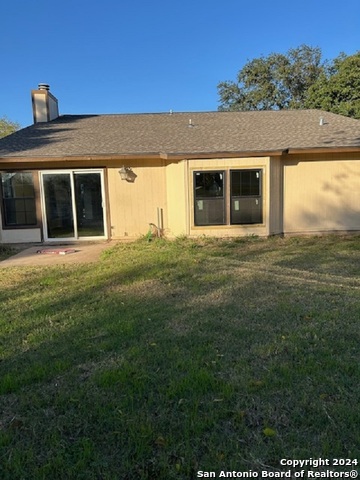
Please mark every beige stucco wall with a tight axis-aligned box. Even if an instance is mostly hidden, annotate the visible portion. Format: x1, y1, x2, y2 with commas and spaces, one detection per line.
107, 160, 168, 238
106, 156, 281, 239
105, 156, 277, 239
283, 153, 360, 234
188, 157, 271, 237
165, 160, 188, 237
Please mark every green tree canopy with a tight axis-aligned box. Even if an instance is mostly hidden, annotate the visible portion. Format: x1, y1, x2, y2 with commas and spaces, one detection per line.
0, 116, 20, 139
218, 46, 360, 118
304, 52, 360, 119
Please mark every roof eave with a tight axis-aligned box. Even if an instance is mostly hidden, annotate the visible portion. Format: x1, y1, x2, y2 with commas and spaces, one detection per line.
0, 153, 163, 163
1, 146, 360, 164
161, 149, 287, 160
287, 146, 360, 155
0, 149, 287, 163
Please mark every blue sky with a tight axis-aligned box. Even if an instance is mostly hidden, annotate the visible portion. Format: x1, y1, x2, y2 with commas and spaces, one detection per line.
1, 0, 360, 127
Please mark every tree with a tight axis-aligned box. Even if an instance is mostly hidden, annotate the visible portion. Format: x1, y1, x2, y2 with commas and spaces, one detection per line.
218, 45, 324, 111
0, 116, 20, 139
304, 52, 360, 119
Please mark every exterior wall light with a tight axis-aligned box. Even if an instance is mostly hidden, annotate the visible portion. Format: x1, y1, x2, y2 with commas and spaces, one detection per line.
119, 166, 133, 181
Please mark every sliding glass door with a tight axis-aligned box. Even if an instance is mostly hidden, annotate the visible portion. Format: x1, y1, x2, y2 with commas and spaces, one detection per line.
74, 173, 105, 237
41, 170, 106, 241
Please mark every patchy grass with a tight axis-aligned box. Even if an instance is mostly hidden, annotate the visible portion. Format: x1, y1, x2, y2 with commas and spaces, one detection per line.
0, 235, 360, 479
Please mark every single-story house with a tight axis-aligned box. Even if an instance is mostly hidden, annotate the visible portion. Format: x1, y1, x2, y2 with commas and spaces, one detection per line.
0, 84, 360, 244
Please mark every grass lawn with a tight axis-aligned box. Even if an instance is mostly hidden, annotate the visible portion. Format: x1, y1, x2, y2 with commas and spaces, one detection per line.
0, 235, 360, 479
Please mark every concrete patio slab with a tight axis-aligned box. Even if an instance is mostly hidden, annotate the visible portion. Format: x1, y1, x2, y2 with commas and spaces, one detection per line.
0, 241, 116, 267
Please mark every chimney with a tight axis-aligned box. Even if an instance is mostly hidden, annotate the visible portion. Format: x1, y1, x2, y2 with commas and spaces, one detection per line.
31, 83, 59, 123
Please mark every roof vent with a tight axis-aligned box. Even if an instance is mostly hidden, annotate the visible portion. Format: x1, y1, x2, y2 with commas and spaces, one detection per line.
319, 117, 325, 126
38, 83, 50, 91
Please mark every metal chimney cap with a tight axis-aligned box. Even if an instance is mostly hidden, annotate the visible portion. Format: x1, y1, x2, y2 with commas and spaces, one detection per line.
38, 83, 50, 91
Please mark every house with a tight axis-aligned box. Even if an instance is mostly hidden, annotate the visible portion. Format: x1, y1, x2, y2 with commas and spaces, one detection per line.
0, 84, 360, 244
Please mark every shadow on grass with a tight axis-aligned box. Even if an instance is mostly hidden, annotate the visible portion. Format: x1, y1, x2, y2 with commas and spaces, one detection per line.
0, 245, 17, 262
207, 234, 360, 278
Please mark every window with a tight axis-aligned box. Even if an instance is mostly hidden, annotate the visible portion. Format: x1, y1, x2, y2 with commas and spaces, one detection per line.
1, 173, 37, 226
231, 169, 262, 224
194, 171, 225, 225
193, 169, 263, 226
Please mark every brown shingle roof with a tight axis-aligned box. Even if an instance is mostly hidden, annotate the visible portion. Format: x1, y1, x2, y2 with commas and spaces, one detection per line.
0, 110, 359, 159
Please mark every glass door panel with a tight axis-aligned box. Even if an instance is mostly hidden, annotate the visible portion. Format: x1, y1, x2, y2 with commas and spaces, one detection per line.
43, 173, 75, 239
41, 170, 106, 241
74, 173, 104, 237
